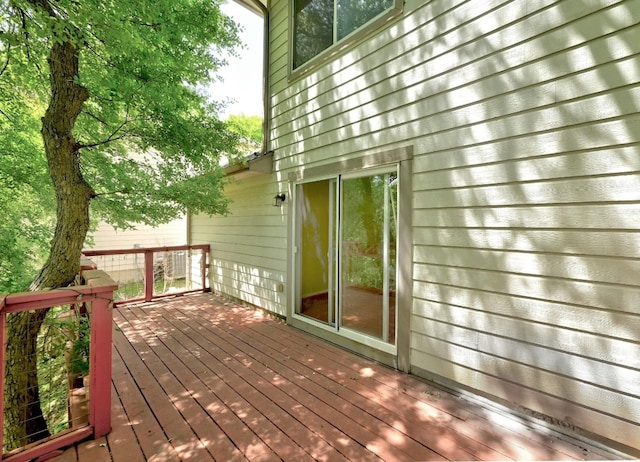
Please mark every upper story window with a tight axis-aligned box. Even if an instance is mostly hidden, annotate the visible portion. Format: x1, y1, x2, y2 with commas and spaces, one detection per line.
292, 0, 399, 71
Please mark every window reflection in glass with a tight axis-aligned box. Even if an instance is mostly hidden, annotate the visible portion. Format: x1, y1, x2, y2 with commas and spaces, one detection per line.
294, 0, 333, 69
293, 0, 394, 69
337, 0, 392, 40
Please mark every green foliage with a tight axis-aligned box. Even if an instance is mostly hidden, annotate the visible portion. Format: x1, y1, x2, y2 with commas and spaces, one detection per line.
226, 114, 263, 147
1, 0, 242, 234
0, 37, 55, 291
2, 2, 243, 443
37, 307, 90, 434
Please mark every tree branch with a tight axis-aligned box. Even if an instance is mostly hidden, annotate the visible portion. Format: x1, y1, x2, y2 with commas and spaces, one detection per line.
76, 107, 133, 150
0, 42, 10, 78
76, 133, 129, 150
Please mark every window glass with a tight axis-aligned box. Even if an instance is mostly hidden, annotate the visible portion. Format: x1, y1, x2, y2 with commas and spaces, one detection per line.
293, 0, 395, 69
294, 0, 333, 69
337, 0, 393, 40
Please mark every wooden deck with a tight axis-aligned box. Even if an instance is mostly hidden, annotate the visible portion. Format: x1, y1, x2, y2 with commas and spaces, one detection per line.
53, 293, 623, 461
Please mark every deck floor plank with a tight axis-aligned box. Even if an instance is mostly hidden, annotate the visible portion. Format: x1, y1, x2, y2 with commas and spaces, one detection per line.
197, 303, 498, 458
180, 301, 474, 461
159, 304, 436, 461
52, 293, 625, 462
115, 308, 251, 462
111, 329, 183, 462
137, 302, 376, 462
105, 382, 147, 462
237, 304, 615, 461
120, 304, 303, 462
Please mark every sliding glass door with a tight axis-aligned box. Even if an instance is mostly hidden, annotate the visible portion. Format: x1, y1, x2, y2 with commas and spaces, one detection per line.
296, 168, 398, 347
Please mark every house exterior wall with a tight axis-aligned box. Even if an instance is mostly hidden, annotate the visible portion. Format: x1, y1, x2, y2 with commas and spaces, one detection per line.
191, 172, 288, 314
84, 218, 188, 283
87, 218, 187, 251
193, 0, 640, 452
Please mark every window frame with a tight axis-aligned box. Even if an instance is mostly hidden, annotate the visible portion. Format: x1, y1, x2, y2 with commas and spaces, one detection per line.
288, 0, 403, 79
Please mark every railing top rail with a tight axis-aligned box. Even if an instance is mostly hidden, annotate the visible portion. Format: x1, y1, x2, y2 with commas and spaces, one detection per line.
1, 270, 117, 315
82, 244, 210, 257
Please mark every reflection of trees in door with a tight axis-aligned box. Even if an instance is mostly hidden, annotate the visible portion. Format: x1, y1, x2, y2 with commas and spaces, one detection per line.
297, 171, 397, 346
341, 173, 396, 344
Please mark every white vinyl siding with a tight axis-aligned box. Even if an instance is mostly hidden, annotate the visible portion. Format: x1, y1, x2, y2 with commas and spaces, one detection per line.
86, 218, 187, 251
267, 0, 640, 452
191, 173, 288, 315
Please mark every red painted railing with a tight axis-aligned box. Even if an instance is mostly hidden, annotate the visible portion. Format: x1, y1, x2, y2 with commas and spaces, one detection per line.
0, 267, 116, 462
82, 244, 210, 306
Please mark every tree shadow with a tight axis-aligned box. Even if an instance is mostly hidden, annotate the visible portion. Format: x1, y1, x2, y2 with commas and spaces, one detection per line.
267, 0, 639, 456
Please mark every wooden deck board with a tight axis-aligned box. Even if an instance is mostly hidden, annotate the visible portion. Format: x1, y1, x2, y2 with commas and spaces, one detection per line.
137, 303, 373, 462
52, 293, 624, 462
118, 305, 301, 462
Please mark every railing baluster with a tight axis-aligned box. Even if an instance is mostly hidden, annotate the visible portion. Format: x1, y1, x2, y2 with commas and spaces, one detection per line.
144, 250, 154, 303
201, 247, 208, 292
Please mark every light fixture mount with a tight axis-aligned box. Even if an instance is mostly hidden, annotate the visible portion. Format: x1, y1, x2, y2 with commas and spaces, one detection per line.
273, 193, 286, 207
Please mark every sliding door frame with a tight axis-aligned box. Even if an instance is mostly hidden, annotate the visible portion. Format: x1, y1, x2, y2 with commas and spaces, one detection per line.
286, 146, 413, 371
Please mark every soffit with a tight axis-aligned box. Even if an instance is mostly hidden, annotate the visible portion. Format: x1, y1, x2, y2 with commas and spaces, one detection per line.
233, 0, 267, 15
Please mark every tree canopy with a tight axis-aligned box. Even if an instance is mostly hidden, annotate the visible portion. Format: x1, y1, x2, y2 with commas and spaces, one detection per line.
0, 0, 242, 290
227, 113, 263, 147
0, 0, 243, 449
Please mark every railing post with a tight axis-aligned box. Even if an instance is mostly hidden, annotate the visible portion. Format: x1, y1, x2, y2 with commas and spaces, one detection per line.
0, 295, 6, 454
201, 246, 209, 292
144, 250, 154, 302
88, 289, 113, 438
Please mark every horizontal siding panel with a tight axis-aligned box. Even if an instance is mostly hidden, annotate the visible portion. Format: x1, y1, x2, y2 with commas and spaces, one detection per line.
274, 90, 640, 158
211, 249, 286, 270
413, 267, 640, 315
412, 301, 640, 372
211, 261, 284, 285
272, 2, 636, 140
414, 245, 640, 286
210, 242, 285, 261
430, 321, 640, 397
210, 268, 283, 295
411, 333, 640, 424
414, 174, 640, 208
413, 292, 638, 343
273, 0, 626, 110
414, 228, 640, 258
210, 282, 285, 315
193, 225, 285, 239
414, 116, 640, 173
205, 233, 285, 250
87, 220, 186, 250
224, 175, 279, 193
274, 113, 640, 172
412, 203, 640, 230
410, 347, 640, 449
196, 215, 286, 228
274, 46, 640, 146
415, 147, 640, 190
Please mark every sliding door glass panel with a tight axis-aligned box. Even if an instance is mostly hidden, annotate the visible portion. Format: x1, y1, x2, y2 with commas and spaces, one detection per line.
340, 172, 397, 344
298, 179, 336, 325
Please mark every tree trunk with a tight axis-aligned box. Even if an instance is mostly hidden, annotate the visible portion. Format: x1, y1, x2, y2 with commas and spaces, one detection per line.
3, 39, 92, 451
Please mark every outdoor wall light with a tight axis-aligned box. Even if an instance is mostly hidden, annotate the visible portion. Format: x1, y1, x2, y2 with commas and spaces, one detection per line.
273, 193, 286, 207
